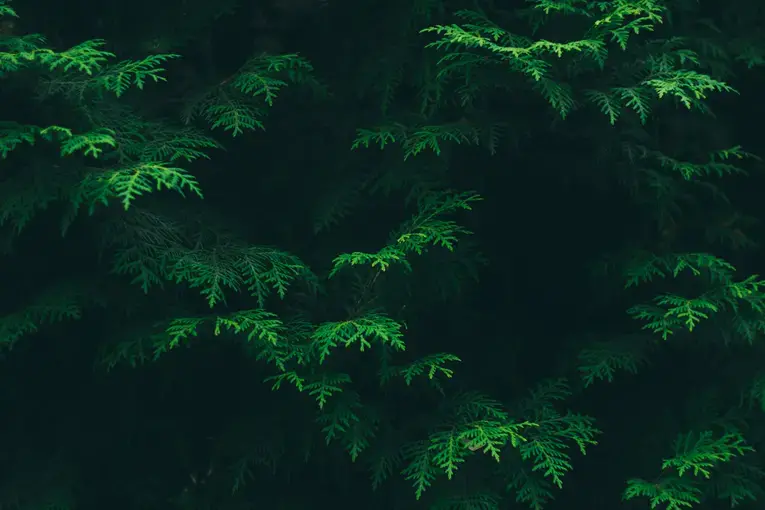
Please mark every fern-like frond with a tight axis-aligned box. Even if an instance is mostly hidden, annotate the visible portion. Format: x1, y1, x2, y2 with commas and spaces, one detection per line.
508, 469, 555, 510
663, 431, 753, 478
330, 190, 480, 275
0, 284, 99, 349
73, 162, 202, 211
381, 352, 461, 385
352, 121, 481, 159
624, 476, 702, 510
182, 53, 318, 136
577, 335, 650, 386
312, 312, 405, 363
169, 243, 315, 307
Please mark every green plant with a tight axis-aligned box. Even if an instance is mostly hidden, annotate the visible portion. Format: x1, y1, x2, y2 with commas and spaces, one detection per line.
2, 0, 765, 508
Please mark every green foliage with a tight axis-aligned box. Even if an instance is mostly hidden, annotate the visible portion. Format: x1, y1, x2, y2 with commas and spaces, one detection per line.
330, 190, 481, 275
352, 121, 481, 159
168, 243, 314, 308
401, 392, 537, 499
312, 312, 406, 363
631, 145, 758, 180
77, 161, 203, 211
623, 252, 765, 341
98, 308, 284, 369
624, 253, 736, 288
663, 431, 752, 478
419, 2, 739, 125
710, 459, 765, 507
625, 476, 702, 510
0, 284, 98, 349
0, 124, 117, 158
381, 352, 461, 386
515, 380, 600, 489
507, 469, 555, 510
182, 53, 319, 136
3, 0, 765, 509
0, 9, 205, 216
624, 430, 756, 510
0, 31, 178, 96
577, 335, 650, 386
105, 210, 316, 304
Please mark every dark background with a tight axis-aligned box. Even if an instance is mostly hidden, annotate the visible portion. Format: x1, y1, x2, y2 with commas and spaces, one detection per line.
1, 0, 765, 508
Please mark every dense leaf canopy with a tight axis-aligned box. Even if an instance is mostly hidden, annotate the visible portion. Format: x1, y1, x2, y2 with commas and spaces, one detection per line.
1, 0, 765, 508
